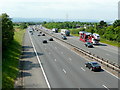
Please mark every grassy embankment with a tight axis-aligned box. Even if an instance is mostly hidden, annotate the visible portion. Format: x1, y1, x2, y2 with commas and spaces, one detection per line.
2, 26, 25, 88
69, 29, 119, 47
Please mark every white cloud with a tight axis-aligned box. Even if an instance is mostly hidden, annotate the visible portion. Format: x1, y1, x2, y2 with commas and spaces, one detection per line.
0, 0, 119, 20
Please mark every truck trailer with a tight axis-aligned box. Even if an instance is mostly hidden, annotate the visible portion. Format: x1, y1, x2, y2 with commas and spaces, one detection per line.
61, 29, 70, 36
79, 31, 100, 44
52, 28, 58, 33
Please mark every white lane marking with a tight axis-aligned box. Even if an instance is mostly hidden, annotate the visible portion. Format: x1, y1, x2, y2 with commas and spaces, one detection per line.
63, 69, 66, 74
105, 70, 119, 79
54, 59, 56, 61
72, 49, 120, 79
106, 53, 110, 56
54, 34, 120, 79
69, 58, 72, 61
28, 31, 51, 88
102, 85, 109, 90
81, 67, 86, 71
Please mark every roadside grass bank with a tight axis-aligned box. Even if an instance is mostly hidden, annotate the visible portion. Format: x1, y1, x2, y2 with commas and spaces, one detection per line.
2, 26, 25, 88
100, 38, 119, 47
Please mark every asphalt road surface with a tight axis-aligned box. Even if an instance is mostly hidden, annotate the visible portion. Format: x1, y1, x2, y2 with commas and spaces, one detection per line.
39, 26, 118, 64
26, 27, 119, 89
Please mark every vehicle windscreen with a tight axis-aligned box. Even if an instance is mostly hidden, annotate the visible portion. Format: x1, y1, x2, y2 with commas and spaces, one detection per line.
91, 62, 100, 67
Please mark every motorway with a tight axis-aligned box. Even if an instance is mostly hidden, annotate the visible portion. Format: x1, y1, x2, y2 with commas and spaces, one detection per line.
27, 27, 118, 89
39, 26, 118, 64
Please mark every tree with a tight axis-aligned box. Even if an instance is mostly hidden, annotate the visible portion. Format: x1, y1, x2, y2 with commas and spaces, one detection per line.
113, 20, 120, 28
1, 13, 14, 50
99, 20, 107, 27
20, 23, 27, 29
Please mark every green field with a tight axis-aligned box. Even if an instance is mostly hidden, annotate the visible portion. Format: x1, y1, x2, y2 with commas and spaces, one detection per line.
2, 27, 25, 88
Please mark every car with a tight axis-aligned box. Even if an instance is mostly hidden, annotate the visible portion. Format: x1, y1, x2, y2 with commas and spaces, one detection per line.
85, 42, 93, 48
85, 62, 101, 71
43, 39, 47, 43
39, 32, 42, 34
62, 35, 67, 40
49, 38, 53, 41
38, 34, 40, 36
29, 31, 32, 33
42, 34, 45, 36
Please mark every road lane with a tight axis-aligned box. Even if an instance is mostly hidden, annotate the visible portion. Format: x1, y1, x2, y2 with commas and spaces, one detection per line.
28, 29, 118, 89
16, 29, 48, 88
40, 28, 118, 64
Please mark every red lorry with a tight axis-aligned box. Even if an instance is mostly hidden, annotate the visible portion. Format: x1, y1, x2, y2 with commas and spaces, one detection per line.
79, 31, 100, 44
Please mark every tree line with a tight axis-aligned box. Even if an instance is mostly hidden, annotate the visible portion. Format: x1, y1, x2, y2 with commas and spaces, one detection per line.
1, 13, 14, 50
1, 13, 30, 50
42, 20, 120, 42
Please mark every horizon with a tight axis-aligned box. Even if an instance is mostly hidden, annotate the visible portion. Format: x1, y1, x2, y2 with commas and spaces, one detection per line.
11, 17, 115, 23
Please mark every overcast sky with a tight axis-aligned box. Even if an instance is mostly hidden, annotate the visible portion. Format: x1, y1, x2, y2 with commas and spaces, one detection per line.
0, 0, 119, 21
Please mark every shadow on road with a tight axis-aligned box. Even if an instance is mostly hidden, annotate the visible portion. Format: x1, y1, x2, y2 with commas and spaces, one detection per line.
94, 43, 107, 46
21, 52, 43, 59
22, 46, 33, 51
21, 71, 32, 77
93, 69, 104, 72
20, 60, 41, 70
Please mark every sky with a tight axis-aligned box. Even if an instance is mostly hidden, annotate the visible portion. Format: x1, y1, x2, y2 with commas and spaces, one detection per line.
0, 0, 119, 21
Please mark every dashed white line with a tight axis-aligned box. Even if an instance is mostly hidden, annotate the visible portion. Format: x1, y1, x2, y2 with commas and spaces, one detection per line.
69, 58, 72, 61
54, 32, 120, 79
81, 67, 86, 71
54, 59, 56, 61
102, 85, 109, 90
61, 52, 63, 54
106, 54, 110, 56
63, 69, 66, 74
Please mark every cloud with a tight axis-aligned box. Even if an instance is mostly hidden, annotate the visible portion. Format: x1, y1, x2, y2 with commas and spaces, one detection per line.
0, 0, 119, 20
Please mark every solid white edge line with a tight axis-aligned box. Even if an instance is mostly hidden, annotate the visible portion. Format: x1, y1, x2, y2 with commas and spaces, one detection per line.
55, 38, 120, 79
104, 70, 119, 79
28, 31, 51, 88
102, 85, 109, 90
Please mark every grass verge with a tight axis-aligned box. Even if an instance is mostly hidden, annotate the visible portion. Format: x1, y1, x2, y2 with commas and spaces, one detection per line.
100, 38, 119, 47
2, 26, 25, 88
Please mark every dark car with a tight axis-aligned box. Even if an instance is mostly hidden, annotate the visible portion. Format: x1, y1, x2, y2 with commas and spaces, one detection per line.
85, 42, 93, 48
29, 31, 33, 33
85, 62, 101, 71
38, 34, 40, 36
42, 34, 45, 36
43, 39, 47, 43
39, 32, 42, 34
49, 38, 53, 41
62, 35, 67, 40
